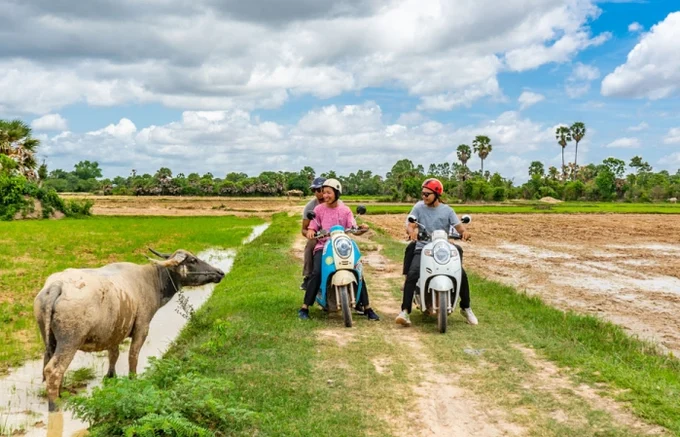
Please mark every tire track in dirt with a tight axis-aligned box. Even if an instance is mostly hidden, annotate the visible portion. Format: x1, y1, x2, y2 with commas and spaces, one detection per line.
291, 231, 669, 435
359, 236, 668, 436
292, 234, 523, 436
513, 345, 667, 435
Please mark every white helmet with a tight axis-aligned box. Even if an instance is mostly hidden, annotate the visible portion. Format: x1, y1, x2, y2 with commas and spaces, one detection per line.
322, 178, 342, 194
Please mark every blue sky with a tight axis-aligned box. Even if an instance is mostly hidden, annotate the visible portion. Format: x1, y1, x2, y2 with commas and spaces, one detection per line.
1, 0, 679, 182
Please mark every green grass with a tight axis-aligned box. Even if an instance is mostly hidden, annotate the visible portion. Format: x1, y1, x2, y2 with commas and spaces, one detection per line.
0, 215, 262, 373
371, 228, 680, 434
339, 195, 392, 202
6, 213, 679, 435
70, 213, 392, 436
363, 201, 680, 215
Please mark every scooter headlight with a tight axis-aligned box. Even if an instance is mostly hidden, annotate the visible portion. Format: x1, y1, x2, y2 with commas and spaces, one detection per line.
334, 237, 352, 259
433, 242, 451, 265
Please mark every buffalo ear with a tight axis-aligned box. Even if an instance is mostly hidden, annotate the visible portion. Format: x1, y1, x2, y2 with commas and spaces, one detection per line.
149, 253, 186, 268
170, 251, 187, 264
148, 248, 171, 259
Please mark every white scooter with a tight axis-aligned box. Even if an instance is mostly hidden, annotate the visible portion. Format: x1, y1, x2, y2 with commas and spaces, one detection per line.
408, 214, 471, 333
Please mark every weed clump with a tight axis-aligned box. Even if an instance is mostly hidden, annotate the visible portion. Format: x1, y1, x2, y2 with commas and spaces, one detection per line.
67, 358, 257, 436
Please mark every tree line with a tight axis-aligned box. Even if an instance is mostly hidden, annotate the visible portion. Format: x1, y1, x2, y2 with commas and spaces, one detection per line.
2, 118, 679, 204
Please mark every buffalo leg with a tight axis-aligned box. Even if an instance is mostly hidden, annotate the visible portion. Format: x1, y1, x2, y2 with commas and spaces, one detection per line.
128, 325, 149, 376
44, 344, 78, 412
106, 346, 120, 378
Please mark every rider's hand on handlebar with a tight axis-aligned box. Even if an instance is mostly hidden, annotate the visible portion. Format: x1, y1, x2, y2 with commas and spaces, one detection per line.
460, 230, 471, 242
306, 229, 316, 240
352, 224, 369, 235
408, 228, 419, 241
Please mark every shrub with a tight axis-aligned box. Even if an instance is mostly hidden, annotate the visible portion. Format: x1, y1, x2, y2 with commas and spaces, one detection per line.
563, 180, 585, 201
490, 186, 507, 201
0, 168, 86, 220
67, 358, 257, 436
37, 187, 66, 218
65, 198, 94, 217
538, 186, 558, 199
0, 174, 31, 220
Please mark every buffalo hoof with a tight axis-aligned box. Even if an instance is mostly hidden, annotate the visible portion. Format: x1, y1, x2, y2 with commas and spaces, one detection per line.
105, 370, 116, 379
48, 400, 58, 412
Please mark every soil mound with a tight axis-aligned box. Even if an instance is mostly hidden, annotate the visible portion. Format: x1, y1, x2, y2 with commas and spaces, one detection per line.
539, 196, 563, 204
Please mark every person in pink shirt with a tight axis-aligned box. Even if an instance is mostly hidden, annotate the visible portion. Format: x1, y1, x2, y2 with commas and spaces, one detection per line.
299, 178, 380, 321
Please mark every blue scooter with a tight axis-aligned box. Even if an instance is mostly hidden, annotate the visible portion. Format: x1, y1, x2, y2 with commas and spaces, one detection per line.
307, 206, 367, 327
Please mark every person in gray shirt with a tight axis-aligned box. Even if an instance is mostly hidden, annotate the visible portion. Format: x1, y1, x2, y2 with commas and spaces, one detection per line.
300, 177, 326, 290
396, 178, 478, 327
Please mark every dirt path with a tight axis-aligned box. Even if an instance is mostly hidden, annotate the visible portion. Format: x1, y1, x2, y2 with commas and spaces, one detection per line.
292, 235, 520, 436
359, 244, 525, 436
365, 214, 680, 355
292, 229, 669, 435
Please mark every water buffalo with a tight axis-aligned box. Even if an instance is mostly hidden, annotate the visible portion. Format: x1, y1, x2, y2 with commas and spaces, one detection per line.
33, 249, 225, 411
286, 189, 304, 199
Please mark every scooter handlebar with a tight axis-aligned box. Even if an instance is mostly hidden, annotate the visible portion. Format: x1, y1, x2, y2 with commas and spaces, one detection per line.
314, 227, 366, 238
313, 229, 330, 238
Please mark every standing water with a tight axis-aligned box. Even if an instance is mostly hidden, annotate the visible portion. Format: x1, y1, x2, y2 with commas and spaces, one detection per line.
0, 222, 269, 436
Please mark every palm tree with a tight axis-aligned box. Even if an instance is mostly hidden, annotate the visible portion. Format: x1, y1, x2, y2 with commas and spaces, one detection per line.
555, 126, 572, 179
456, 144, 471, 167
570, 122, 586, 176
0, 119, 40, 179
472, 135, 492, 175
456, 144, 472, 181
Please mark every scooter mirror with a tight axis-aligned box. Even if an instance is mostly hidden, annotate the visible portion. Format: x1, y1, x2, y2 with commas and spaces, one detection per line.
307, 211, 316, 220
356, 205, 367, 215
407, 214, 417, 223
461, 214, 471, 224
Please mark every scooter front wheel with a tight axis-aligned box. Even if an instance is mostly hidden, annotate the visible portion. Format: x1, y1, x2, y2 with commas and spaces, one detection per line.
338, 285, 353, 328
438, 290, 448, 334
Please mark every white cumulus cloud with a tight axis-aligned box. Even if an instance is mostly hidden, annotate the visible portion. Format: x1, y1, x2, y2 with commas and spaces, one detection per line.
658, 152, 680, 168
0, 0, 612, 114
627, 122, 648, 132
603, 137, 640, 148
602, 12, 680, 99
628, 22, 643, 33
38, 103, 557, 182
89, 118, 137, 138
663, 127, 680, 144
31, 113, 68, 131
571, 63, 600, 81
566, 62, 600, 98
518, 91, 545, 110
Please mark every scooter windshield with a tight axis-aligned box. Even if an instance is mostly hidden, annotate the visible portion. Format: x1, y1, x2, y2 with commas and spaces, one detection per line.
330, 224, 345, 233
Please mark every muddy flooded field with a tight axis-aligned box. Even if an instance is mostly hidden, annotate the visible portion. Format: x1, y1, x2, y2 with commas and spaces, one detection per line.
365, 213, 680, 354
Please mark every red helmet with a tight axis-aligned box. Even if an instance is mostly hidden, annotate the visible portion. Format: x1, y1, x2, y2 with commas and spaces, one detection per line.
422, 178, 443, 196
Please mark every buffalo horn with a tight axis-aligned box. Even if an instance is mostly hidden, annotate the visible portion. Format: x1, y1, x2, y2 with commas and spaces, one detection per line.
148, 248, 171, 259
